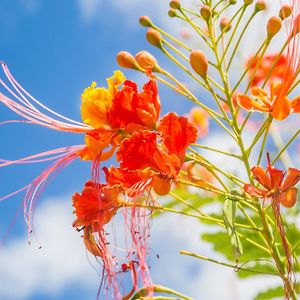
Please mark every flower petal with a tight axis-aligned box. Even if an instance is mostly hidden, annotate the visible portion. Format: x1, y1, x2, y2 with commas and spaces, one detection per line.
158, 112, 198, 161
244, 184, 268, 197
281, 168, 300, 191
251, 166, 272, 190
279, 187, 298, 208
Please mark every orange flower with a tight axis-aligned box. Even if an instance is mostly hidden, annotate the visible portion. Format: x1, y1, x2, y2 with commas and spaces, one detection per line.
188, 107, 209, 138
158, 112, 198, 162
237, 83, 300, 120
79, 72, 160, 160
106, 113, 198, 196
72, 181, 121, 232
247, 54, 288, 87
244, 160, 300, 208
109, 77, 160, 130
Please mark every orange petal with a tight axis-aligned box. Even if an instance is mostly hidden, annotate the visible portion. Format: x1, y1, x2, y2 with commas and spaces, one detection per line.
251, 166, 272, 190
251, 87, 268, 97
279, 187, 298, 208
269, 166, 285, 189
291, 96, 300, 113
281, 168, 300, 191
271, 96, 291, 120
158, 112, 198, 161
83, 227, 103, 257
244, 184, 268, 197
237, 94, 270, 112
116, 130, 181, 177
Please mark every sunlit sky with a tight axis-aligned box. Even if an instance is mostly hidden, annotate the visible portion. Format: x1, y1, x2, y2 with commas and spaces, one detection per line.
0, 0, 289, 299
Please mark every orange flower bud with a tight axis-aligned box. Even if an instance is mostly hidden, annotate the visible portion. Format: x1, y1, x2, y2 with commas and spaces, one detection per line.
279, 4, 292, 20
200, 5, 211, 21
190, 50, 208, 78
152, 176, 171, 196
255, 1, 266, 12
139, 15, 153, 27
116, 51, 137, 69
146, 28, 163, 49
220, 17, 231, 32
169, 0, 181, 10
168, 9, 177, 18
135, 51, 157, 70
267, 16, 282, 39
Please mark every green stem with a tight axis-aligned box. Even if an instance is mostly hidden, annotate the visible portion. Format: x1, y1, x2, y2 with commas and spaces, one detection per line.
129, 285, 192, 300
180, 251, 278, 275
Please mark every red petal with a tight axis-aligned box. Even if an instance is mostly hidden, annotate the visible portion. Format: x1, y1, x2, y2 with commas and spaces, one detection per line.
158, 112, 198, 161
251, 166, 272, 190
271, 96, 291, 120
269, 166, 285, 189
279, 187, 298, 208
116, 130, 181, 177
281, 168, 300, 191
291, 96, 300, 113
244, 184, 268, 197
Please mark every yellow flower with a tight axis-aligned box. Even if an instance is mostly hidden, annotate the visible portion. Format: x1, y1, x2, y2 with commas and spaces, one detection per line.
81, 71, 126, 128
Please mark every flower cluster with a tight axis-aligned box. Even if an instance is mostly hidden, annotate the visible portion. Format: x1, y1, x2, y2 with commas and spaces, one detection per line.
0, 63, 197, 298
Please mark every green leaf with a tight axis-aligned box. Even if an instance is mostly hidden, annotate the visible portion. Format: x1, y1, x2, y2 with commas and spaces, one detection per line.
254, 286, 284, 300
223, 197, 243, 260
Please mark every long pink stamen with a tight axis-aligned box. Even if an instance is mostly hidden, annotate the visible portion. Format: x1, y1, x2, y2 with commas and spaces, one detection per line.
0, 145, 84, 167
0, 62, 94, 133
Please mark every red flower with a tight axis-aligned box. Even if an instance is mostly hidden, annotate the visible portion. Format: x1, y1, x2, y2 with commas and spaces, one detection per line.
80, 73, 160, 161
158, 112, 198, 162
109, 78, 160, 131
72, 181, 121, 232
244, 160, 300, 208
237, 83, 300, 120
247, 54, 288, 87
106, 113, 198, 196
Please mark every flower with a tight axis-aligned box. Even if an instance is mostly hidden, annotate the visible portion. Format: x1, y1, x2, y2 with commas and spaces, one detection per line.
188, 107, 209, 138
72, 181, 121, 232
244, 160, 300, 208
237, 83, 300, 120
246, 54, 288, 87
79, 72, 160, 160
105, 112, 198, 196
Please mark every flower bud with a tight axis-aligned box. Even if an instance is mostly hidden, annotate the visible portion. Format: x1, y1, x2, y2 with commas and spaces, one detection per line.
200, 5, 211, 21
220, 17, 231, 32
267, 16, 282, 39
152, 176, 171, 196
255, 1, 266, 12
244, 0, 253, 6
190, 50, 208, 78
279, 5, 292, 20
146, 28, 163, 49
168, 9, 177, 18
169, 0, 181, 10
229, 0, 237, 4
135, 51, 157, 70
116, 51, 138, 69
139, 15, 153, 27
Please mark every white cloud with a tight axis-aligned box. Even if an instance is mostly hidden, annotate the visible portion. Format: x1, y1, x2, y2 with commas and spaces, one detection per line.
77, 0, 102, 23
150, 215, 281, 300
0, 196, 98, 299
0, 195, 283, 300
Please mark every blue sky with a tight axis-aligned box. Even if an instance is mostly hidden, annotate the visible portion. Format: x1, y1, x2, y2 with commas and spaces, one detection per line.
0, 1, 199, 299
0, 0, 289, 299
